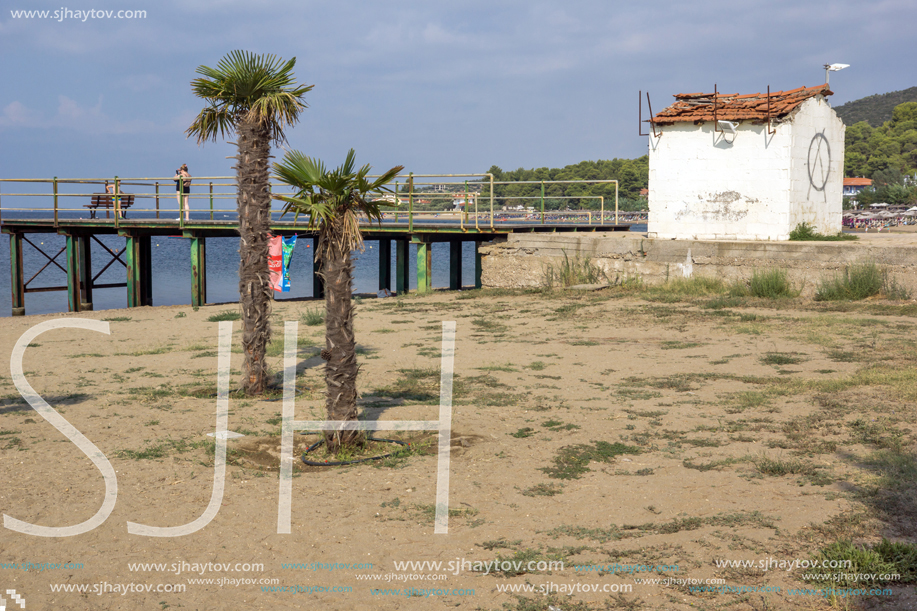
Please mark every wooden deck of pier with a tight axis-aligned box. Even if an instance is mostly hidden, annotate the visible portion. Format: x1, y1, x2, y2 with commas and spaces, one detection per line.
2, 217, 631, 316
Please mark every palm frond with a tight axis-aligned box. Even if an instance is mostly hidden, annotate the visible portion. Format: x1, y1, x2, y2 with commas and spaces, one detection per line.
189, 50, 312, 144
187, 105, 235, 144
273, 149, 404, 245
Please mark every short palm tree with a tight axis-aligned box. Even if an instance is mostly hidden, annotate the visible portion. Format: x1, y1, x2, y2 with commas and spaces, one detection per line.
187, 50, 312, 395
273, 149, 403, 451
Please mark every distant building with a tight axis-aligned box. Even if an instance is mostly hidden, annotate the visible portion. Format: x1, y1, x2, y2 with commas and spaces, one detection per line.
843, 177, 872, 197
647, 84, 844, 240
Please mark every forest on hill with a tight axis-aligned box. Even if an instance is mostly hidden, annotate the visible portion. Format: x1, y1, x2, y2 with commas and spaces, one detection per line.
844, 101, 917, 205
835, 87, 917, 127
844, 101, 917, 178
481, 157, 649, 211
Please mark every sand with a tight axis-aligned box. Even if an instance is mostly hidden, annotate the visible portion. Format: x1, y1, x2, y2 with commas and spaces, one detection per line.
1, 286, 916, 610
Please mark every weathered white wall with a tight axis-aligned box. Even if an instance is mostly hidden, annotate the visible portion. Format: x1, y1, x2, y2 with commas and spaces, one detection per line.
647, 95, 844, 241
788, 97, 845, 235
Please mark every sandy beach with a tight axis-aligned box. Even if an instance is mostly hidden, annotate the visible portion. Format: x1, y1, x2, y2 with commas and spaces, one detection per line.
2, 284, 916, 610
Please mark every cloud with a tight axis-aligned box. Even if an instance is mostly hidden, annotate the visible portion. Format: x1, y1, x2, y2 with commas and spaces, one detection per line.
0, 95, 167, 135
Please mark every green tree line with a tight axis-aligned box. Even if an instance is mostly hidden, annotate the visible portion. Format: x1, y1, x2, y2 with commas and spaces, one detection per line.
482, 157, 649, 211
845, 102, 917, 206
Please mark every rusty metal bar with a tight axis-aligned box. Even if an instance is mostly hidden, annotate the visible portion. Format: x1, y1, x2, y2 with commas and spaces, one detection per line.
767, 85, 776, 135
647, 92, 657, 138
713, 84, 720, 132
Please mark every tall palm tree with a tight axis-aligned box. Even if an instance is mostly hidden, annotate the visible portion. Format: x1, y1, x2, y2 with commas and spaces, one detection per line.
273, 149, 403, 452
187, 51, 312, 395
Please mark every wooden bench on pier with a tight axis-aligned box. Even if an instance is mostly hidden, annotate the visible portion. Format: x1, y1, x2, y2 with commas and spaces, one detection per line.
84, 193, 134, 219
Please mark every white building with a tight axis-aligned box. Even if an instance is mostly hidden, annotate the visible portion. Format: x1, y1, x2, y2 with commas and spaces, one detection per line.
647, 84, 844, 241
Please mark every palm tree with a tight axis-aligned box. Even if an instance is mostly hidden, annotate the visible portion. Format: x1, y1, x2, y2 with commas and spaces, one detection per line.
273, 149, 403, 452
187, 51, 312, 395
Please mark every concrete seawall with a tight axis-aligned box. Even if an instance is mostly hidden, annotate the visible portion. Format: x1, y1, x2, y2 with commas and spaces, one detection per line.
479, 231, 917, 297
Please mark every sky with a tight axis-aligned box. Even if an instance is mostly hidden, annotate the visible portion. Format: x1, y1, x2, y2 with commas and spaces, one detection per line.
1, 0, 915, 183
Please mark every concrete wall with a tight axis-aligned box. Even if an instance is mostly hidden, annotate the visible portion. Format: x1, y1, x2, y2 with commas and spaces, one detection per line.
479, 233, 917, 298
647, 95, 844, 241
788, 97, 845, 236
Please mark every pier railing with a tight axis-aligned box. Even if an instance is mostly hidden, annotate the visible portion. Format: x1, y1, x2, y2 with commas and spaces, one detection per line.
0, 175, 646, 230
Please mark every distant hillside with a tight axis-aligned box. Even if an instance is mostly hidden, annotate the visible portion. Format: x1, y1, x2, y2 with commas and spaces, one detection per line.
834, 87, 917, 127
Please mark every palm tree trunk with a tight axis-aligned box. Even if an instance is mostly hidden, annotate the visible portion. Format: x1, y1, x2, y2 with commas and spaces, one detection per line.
235, 117, 273, 395
321, 216, 361, 452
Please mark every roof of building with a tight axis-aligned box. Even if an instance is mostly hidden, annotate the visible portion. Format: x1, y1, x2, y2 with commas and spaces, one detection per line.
843, 177, 873, 187
652, 84, 833, 125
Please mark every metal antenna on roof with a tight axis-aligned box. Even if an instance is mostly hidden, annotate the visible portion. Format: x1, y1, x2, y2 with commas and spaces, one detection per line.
824, 63, 849, 84
638, 90, 647, 136
713, 84, 720, 132
766, 85, 771, 132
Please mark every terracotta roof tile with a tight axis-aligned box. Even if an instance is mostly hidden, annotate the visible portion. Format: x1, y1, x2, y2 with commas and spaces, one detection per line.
652, 84, 833, 125
843, 177, 872, 187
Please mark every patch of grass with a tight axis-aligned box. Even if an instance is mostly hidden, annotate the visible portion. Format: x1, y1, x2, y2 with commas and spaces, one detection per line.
525, 361, 547, 371
2, 436, 23, 450
541, 441, 641, 480
790, 222, 858, 241
815, 261, 908, 301
805, 540, 900, 587
301, 308, 324, 326
412, 503, 477, 525
754, 453, 819, 476
542, 251, 606, 289
206, 310, 241, 322
542, 420, 580, 431
616, 389, 663, 401
471, 318, 509, 334
623, 409, 668, 418
760, 352, 806, 366
849, 417, 906, 452
174, 311, 187, 318
521, 483, 564, 497
661, 341, 703, 350
549, 512, 775, 542
265, 335, 318, 357
372, 367, 440, 403
478, 538, 521, 551
475, 363, 518, 373
511, 427, 537, 438
703, 295, 746, 310
746, 268, 797, 298
118, 437, 212, 460
683, 457, 745, 471
724, 391, 771, 414
826, 349, 859, 362
101, 316, 132, 322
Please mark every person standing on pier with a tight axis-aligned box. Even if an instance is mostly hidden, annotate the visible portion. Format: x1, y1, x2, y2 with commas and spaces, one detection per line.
174, 164, 192, 221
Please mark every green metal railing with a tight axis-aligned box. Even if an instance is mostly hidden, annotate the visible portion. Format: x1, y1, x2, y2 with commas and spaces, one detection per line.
0, 174, 649, 230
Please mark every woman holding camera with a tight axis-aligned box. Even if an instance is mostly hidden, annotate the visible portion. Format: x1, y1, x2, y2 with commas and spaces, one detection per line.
174, 164, 191, 221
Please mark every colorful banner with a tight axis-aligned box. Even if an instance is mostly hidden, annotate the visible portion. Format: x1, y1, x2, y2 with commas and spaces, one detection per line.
268, 235, 283, 291
268, 235, 297, 292
280, 235, 297, 292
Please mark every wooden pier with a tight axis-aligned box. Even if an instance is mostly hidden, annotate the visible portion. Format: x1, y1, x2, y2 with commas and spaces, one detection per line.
2, 218, 631, 316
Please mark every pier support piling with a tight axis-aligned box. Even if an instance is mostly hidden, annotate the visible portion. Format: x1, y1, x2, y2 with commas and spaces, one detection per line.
125, 233, 153, 308
449, 240, 462, 290
413, 236, 431, 294
312, 237, 324, 299
395, 240, 409, 295
77, 234, 93, 310
9, 232, 25, 316
189, 233, 207, 308
474, 241, 483, 289
65, 233, 81, 312
378, 238, 392, 292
